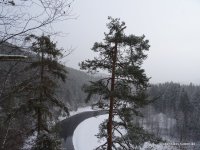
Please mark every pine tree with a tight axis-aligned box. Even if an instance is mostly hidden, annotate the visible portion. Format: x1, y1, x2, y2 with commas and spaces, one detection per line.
0, 35, 69, 149
178, 89, 193, 142
80, 17, 161, 150
25, 35, 69, 150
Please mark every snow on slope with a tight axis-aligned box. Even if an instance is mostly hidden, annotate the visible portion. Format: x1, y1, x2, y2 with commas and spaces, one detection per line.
72, 107, 177, 150
70, 106, 96, 116
29, 106, 177, 150
58, 106, 95, 121
73, 114, 108, 150
21, 132, 37, 150
22, 106, 95, 149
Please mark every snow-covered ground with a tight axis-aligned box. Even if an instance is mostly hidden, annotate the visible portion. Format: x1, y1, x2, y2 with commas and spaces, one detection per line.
70, 106, 108, 150
141, 142, 178, 150
58, 106, 95, 121
22, 106, 95, 150
22, 106, 178, 150
73, 114, 108, 150
21, 132, 37, 150
70, 106, 97, 116
72, 113, 177, 150
72, 107, 178, 150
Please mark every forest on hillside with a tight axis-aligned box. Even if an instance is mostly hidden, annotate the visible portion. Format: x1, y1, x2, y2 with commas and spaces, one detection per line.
141, 83, 200, 144
0, 0, 200, 150
1, 48, 200, 149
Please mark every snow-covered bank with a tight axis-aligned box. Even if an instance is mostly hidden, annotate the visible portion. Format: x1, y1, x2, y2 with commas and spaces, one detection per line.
21, 132, 37, 150
73, 115, 177, 150
73, 114, 108, 150
70, 106, 96, 116
58, 106, 95, 121
59, 106, 178, 150
71, 107, 177, 150
22, 107, 95, 149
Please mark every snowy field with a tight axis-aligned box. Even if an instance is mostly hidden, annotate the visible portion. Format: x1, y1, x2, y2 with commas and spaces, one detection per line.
73, 114, 108, 150
22, 106, 178, 150
72, 113, 177, 150
72, 107, 178, 150
70, 106, 108, 150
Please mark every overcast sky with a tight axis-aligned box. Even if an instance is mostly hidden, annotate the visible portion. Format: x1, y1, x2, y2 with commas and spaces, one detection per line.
54, 0, 200, 84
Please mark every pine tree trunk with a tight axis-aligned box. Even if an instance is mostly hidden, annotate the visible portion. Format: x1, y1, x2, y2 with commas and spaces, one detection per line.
37, 108, 41, 135
38, 50, 44, 135
107, 42, 117, 150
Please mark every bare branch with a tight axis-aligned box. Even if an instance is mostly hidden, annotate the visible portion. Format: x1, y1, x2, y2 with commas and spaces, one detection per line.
0, 0, 74, 46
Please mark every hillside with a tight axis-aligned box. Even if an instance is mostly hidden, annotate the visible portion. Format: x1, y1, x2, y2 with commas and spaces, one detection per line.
57, 67, 97, 109
0, 44, 97, 110
1, 44, 200, 149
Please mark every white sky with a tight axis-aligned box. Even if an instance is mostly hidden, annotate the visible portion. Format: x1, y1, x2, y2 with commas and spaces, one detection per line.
54, 0, 200, 84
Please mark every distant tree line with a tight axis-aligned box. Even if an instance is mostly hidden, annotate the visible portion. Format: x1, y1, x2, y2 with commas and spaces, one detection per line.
142, 82, 200, 143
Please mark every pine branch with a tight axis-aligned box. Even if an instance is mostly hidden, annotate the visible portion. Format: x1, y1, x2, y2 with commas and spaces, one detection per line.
0, 54, 28, 61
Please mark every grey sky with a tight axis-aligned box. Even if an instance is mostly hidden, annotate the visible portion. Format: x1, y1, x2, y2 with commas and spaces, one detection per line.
54, 0, 200, 84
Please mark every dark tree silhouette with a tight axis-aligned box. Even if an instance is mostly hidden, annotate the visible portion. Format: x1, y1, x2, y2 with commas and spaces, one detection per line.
0, 35, 68, 149
80, 17, 159, 149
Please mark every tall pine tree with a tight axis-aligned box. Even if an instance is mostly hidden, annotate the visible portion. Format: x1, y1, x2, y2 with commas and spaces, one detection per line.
1, 35, 69, 150
80, 17, 160, 149
25, 35, 69, 150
